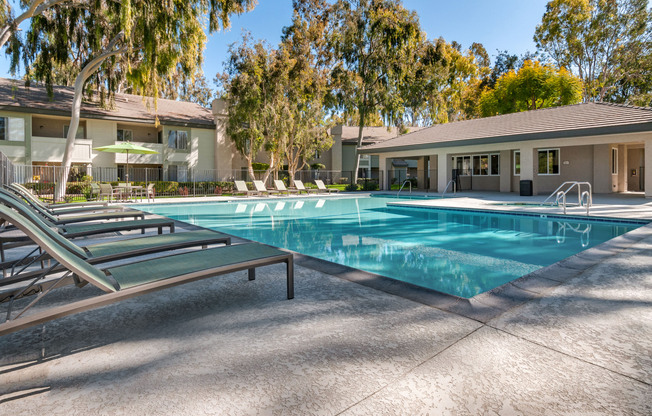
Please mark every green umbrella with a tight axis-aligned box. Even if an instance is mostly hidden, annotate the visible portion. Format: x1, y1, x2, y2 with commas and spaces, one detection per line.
94, 141, 159, 182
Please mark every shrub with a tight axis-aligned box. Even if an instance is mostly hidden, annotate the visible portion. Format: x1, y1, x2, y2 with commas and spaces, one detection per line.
252, 162, 269, 171
345, 183, 359, 191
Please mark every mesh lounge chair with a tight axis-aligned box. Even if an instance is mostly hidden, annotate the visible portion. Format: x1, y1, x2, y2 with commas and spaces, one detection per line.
0, 204, 293, 336
0, 190, 174, 240
234, 181, 258, 197
253, 180, 280, 196
10, 183, 116, 214
0, 204, 231, 288
293, 180, 318, 194
314, 180, 340, 194
1, 188, 144, 225
273, 180, 299, 195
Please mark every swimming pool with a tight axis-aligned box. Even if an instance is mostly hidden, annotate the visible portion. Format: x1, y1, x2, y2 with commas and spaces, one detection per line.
140, 196, 644, 298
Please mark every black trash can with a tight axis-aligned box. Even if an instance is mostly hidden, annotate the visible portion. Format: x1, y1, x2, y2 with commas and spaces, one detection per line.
519, 180, 533, 196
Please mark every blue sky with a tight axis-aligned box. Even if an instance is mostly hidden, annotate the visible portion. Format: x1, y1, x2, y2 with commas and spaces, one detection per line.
0, 0, 551, 88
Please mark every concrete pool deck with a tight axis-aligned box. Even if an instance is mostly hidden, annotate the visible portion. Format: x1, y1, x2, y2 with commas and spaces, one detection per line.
0, 192, 650, 414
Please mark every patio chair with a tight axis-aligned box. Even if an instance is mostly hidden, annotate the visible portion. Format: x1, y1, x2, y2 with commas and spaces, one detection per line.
293, 180, 318, 194
314, 180, 340, 194
234, 181, 258, 197
0, 188, 144, 225
9, 183, 117, 215
0, 203, 230, 288
98, 183, 123, 203
89, 183, 101, 201
253, 180, 280, 196
0, 204, 293, 336
273, 180, 299, 195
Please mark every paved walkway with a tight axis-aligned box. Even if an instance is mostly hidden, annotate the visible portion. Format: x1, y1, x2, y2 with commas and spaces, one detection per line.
0, 192, 650, 415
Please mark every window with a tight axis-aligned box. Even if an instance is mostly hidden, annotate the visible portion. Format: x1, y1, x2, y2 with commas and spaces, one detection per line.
314, 150, 321, 159
168, 164, 178, 181
167, 130, 188, 150
0, 117, 25, 141
514, 151, 521, 176
538, 149, 559, 175
456, 154, 498, 176
117, 129, 133, 142
63, 125, 85, 139
490, 154, 499, 176
611, 148, 618, 175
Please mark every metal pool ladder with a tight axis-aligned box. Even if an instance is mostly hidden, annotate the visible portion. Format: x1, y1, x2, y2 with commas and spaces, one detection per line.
542, 181, 593, 215
441, 180, 456, 198
397, 180, 412, 197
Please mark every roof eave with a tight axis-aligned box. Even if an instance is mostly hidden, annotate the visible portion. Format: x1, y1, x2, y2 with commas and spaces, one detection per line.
358, 122, 652, 154
0, 104, 216, 130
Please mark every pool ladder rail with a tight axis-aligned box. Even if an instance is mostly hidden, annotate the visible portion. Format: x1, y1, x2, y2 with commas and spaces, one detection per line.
441, 180, 457, 198
542, 181, 592, 215
397, 180, 412, 197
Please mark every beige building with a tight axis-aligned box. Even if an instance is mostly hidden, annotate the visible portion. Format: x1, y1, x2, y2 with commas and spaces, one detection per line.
359, 103, 652, 197
0, 78, 238, 182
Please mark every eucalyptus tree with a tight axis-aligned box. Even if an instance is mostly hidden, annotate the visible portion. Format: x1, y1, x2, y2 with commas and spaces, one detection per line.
217, 37, 286, 182
534, 0, 651, 102
20, 0, 255, 200
279, 0, 332, 185
324, 0, 422, 183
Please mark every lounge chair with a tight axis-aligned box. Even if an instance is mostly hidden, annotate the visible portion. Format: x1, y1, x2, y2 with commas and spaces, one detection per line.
0, 204, 230, 288
1, 188, 144, 225
10, 183, 116, 214
273, 180, 299, 195
234, 181, 258, 197
314, 180, 340, 194
293, 180, 318, 194
253, 180, 280, 196
0, 190, 174, 241
0, 204, 293, 336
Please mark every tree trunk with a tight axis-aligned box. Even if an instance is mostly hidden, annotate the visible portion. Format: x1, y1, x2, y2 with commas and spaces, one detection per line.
54, 32, 125, 201
0, 1, 67, 50
352, 111, 366, 185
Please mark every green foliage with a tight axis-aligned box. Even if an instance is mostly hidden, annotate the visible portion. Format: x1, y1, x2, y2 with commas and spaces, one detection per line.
252, 162, 270, 171
534, 0, 651, 102
478, 60, 583, 116
345, 183, 360, 191
310, 163, 325, 170
325, 0, 422, 180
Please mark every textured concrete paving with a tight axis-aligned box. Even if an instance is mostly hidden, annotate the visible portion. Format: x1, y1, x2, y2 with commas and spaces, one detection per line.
1, 193, 651, 415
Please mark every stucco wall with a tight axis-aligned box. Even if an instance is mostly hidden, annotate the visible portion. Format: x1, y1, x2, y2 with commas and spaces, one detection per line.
32, 117, 86, 139
536, 145, 593, 194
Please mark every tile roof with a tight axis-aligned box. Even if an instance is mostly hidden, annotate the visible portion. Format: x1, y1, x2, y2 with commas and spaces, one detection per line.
0, 78, 215, 128
338, 126, 426, 145
359, 102, 652, 153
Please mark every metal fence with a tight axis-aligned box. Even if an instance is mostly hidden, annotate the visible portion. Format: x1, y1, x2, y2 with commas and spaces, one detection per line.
6, 162, 387, 201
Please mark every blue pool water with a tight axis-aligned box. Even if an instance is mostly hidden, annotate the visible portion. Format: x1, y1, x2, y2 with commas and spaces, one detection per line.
140, 196, 644, 298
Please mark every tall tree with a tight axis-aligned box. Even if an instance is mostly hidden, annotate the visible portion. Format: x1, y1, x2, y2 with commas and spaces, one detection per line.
280, 1, 332, 185
324, 0, 421, 182
534, 0, 651, 102
217, 38, 285, 181
20, 0, 255, 200
478, 60, 583, 116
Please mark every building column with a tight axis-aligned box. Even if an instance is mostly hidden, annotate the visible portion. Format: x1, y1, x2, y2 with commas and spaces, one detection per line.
429, 154, 438, 192
499, 150, 511, 192
437, 153, 451, 193
645, 139, 652, 198
618, 144, 626, 192
417, 156, 428, 190
519, 145, 537, 195
212, 99, 231, 177
378, 155, 392, 190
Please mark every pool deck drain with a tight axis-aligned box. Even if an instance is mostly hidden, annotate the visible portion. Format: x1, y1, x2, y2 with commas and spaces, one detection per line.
0, 192, 650, 415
